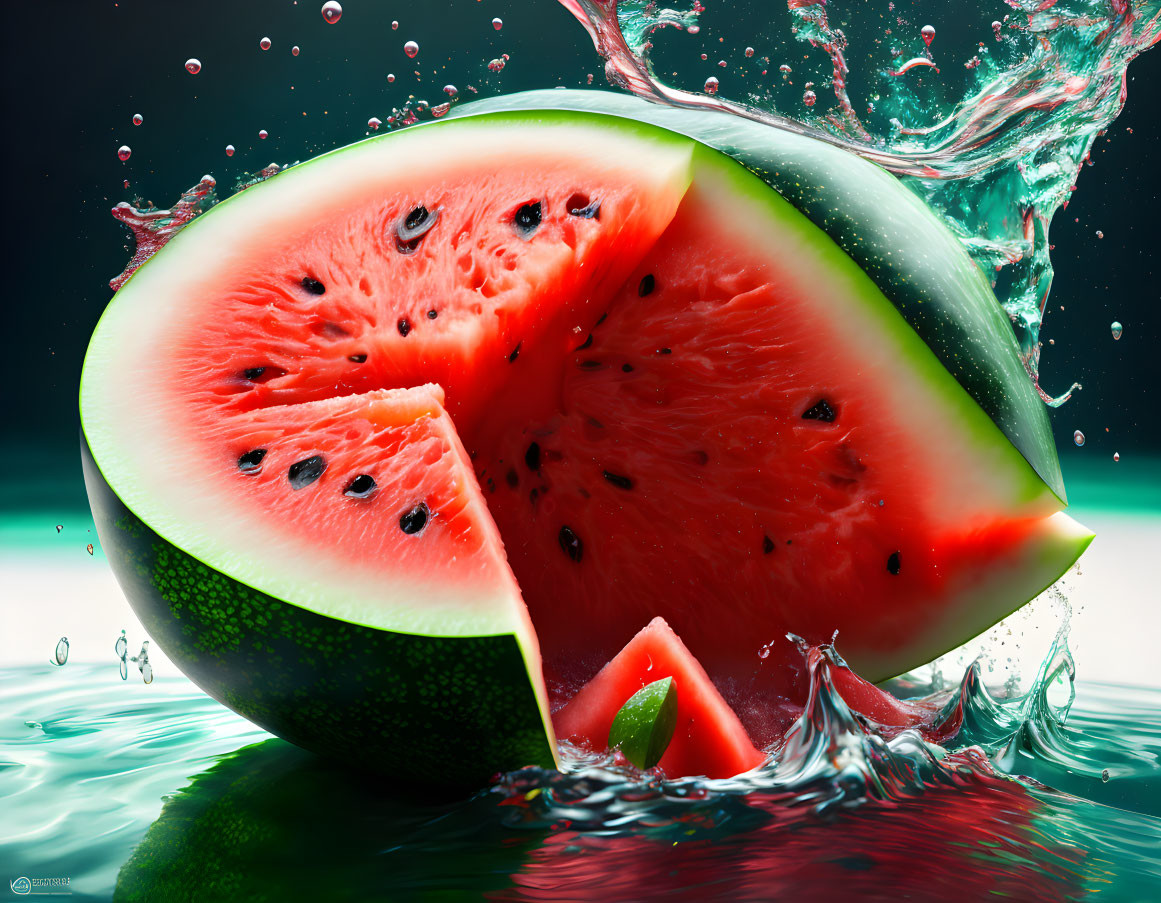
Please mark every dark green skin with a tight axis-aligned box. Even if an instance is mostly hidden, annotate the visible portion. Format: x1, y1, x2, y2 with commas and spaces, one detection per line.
450, 90, 1064, 502
82, 439, 555, 791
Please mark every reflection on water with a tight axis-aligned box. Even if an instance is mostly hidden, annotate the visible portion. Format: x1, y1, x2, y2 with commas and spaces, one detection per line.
3, 633, 1159, 901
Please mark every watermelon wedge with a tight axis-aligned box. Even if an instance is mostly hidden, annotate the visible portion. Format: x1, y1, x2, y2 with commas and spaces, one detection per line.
81, 96, 1091, 786
555, 618, 766, 778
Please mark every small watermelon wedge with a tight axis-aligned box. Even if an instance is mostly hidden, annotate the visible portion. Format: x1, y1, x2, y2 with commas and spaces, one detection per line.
555, 618, 766, 778
81, 93, 1092, 787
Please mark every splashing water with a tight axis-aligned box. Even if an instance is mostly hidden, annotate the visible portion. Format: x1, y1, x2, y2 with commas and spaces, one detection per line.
109, 176, 217, 291
556, 0, 1161, 405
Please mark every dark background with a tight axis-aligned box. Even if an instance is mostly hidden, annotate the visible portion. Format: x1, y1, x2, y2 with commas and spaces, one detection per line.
2, 0, 1158, 512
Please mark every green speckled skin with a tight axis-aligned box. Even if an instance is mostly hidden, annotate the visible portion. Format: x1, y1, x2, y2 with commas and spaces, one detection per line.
82, 439, 555, 789
450, 91, 1064, 502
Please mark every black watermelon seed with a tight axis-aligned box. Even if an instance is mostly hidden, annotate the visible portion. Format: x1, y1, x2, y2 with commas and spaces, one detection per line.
505, 468, 519, 488
602, 471, 634, 490
622, 363, 634, 373
509, 342, 521, 363
300, 276, 325, 295
579, 359, 602, 370
567, 193, 601, 219
343, 474, 377, 498
514, 201, 542, 238
237, 448, 267, 472
486, 477, 497, 493
525, 442, 541, 472
242, 366, 266, 381
638, 274, 655, 297
887, 551, 902, 575
348, 353, 367, 363
656, 347, 672, 355
802, 399, 837, 422
396, 205, 440, 253
397, 317, 411, 337
692, 450, 709, 466
576, 333, 593, 351
288, 455, 326, 490
427, 309, 438, 319
596, 313, 607, 326
558, 526, 583, 562
399, 502, 430, 535
763, 535, 775, 555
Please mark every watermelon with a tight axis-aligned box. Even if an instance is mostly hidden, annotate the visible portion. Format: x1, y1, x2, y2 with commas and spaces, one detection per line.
81, 94, 1091, 786
555, 618, 766, 778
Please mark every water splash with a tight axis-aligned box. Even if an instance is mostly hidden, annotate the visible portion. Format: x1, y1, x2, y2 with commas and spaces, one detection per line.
110, 176, 218, 291
557, 0, 1161, 404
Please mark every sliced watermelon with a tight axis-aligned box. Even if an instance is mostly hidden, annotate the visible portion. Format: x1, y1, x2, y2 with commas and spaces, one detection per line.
81, 97, 1091, 785
554, 618, 765, 778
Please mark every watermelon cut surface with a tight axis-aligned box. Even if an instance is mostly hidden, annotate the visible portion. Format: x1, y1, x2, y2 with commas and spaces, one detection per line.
554, 618, 766, 779
81, 98, 1091, 784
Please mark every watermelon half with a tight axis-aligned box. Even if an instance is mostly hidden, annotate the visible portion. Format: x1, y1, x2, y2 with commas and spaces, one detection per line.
80, 93, 1091, 787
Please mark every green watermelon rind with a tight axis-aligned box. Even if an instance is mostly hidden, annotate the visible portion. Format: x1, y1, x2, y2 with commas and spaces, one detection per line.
449, 90, 1066, 504
82, 439, 557, 789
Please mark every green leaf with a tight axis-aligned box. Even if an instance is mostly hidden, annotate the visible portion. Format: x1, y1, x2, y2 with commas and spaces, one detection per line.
608, 677, 678, 770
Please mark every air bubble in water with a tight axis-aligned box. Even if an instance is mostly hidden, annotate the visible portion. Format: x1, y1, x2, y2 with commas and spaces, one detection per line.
803, 90, 817, 106
225, 144, 235, 156
260, 36, 271, 51
1073, 430, 1085, 447
117, 146, 132, 162
1111, 321, 1123, 340
745, 47, 755, 58
921, 25, 935, 46
185, 58, 202, 75
53, 637, 69, 666
259, 129, 269, 139
368, 116, 381, 130
404, 40, 419, 59
1113, 452, 1120, 462
492, 17, 503, 31
704, 76, 719, 94
132, 113, 143, 126
443, 84, 457, 96
321, 1, 342, 24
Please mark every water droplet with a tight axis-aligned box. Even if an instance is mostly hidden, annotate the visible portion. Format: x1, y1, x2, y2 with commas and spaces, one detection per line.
391, 20, 399, 30
141, 661, 154, 684
921, 25, 935, 46
492, 17, 503, 31
404, 40, 419, 59
718, 59, 727, 68
779, 64, 791, 74
1110, 320, 1123, 340
225, 144, 235, 156
1113, 452, 1120, 462
1095, 229, 1104, 239
803, 90, 817, 107
1073, 430, 1085, 447
1101, 768, 1110, 782
321, 1, 342, 24
443, 84, 457, 96
992, 21, 1003, 41
55, 524, 63, 533
292, 45, 300, 56
758, 643, 771, 660
387, 72, 396, 83
132, 113, 143, 126
488, 58, 505, 72
185, 58, 202, 75
368, 116, 381, 130
120, 658, 128, 680
53, 637, 69, 666
259, 36, 271, 51
86, 543, 95, 555
117, 146, 132, 162
703, 76, 719, 94
259, 129, 269, 139
115, 631, 127, 660
745, 47, 755, 58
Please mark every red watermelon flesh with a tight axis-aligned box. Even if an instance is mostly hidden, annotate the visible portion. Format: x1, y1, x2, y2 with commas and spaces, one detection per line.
553, 618, 766, 779
85, 114, 1090, 763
